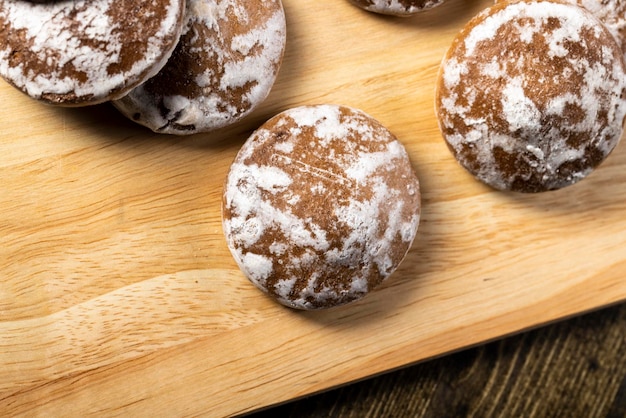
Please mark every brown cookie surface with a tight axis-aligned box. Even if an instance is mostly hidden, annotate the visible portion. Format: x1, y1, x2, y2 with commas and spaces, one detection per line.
113, 0, 286, 135
436, 0, 626, 192
0, 0, 185, 106
222, 105, 421, 310
349, 0, 445, 15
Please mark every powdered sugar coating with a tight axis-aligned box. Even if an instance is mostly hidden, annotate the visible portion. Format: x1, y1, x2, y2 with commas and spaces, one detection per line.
436, 0, 626, 192
497, 0, 626, 62
349, 0, 445, 15
222, 105, 421, 310
0, 0, 184, 106
113, 0, 286, 135
576, 0, 626, 54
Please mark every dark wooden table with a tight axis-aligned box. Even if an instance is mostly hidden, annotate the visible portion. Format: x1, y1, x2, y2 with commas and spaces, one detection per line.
246, 302, 626, 417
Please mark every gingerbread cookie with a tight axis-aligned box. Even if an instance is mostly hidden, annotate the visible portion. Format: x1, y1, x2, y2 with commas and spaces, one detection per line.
222, 105, 421, 309
436, 0, 626, 192
113, 0, 286, 135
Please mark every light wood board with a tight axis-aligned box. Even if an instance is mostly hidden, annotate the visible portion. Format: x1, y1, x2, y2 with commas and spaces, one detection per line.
2, 0, 626, 416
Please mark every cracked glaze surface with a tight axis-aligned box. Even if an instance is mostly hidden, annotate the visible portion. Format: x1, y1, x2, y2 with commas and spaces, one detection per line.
222, 105, 421, 309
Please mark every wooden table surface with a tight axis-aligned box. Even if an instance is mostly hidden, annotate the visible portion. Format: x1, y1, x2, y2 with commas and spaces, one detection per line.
249, 302, 626, 417
2, 0, 626, 416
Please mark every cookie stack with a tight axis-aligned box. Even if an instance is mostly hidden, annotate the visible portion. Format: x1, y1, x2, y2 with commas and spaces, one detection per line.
0, 0, 286, 134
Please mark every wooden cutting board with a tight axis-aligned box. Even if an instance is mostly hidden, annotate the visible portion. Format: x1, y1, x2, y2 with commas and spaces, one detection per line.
2, 0, 626, 416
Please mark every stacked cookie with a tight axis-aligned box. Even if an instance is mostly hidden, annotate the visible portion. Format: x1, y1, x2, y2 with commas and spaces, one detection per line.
113, 0, 286, 135
0, 0, 286, 134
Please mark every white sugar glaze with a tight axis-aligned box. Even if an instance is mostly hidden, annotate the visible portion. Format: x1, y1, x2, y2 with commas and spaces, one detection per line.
0, 0, 184, 105
223, 105, 421, 309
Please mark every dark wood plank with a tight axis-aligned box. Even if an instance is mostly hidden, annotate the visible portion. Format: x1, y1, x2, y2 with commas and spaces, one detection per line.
247, 302, 626, 417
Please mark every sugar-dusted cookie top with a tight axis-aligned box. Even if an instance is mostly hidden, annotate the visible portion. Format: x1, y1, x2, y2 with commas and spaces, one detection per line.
436, 0, 626, 192
222, 105, 421, 309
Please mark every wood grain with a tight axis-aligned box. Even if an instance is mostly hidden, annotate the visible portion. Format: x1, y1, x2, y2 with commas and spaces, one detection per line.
250, 302, 626, 418
1, 0, 626, 416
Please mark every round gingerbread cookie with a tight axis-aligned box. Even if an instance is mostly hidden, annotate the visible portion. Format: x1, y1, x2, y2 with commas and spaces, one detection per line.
349, 0, 446, 15
113, 0, 286, 135
0, 0, 185, 106
436, 0, 626, 193
222, 105, 421, 310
